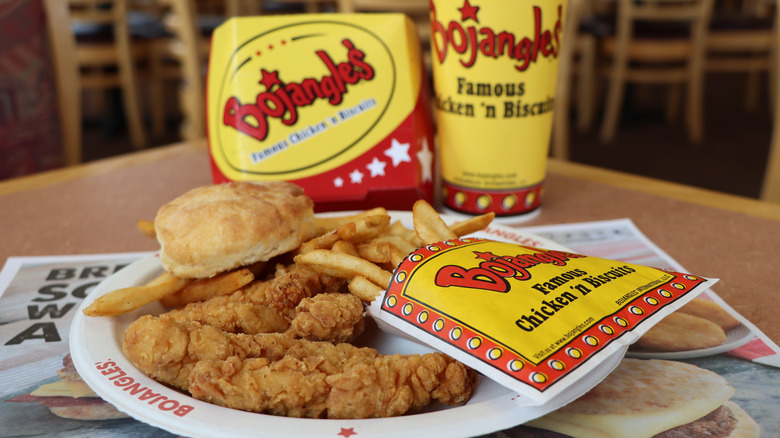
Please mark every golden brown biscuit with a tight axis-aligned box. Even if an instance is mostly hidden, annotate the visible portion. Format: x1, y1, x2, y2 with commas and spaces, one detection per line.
678, 298, 741, 331
527, 358, 739, 438
155, 181, 317, 278
635, 312, 727, 352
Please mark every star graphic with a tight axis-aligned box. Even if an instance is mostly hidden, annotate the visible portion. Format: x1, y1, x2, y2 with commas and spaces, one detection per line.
333, 177, 344, 188
416, 137, 434, 182
384, 138, 412, 167
349, 169, 364, 184
259, 68, 282, 91
366, 157, 387, 177
337, 428, 357, 438
459, 0, 479, 23
474, 251, 496, 261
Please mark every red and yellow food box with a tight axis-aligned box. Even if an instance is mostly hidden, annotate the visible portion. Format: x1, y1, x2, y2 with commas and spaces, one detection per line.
206, 14, 435, 212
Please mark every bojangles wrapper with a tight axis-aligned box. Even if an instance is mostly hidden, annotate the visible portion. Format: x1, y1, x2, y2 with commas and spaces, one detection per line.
368, 238, 718, 405
206, 14, 435, 211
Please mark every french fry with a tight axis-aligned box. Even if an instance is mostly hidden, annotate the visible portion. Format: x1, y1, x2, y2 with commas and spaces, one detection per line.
387, 220, 421, 245
449, 212, 495, 237
313, 207, 389, 232
336, 214, 391, 243
159, 268, 255, 308
388, 245, 407, 268
137, 219, 156, 238
413, 200, 457, 244
83, 272, 191, 317
348, 275, 384, 302
332, 240, 360, 257
373, 234, 418, 256
336, 222, 357, 241
357, 241, 393, 264
294, 249, 393, 289
297, 230, 340, 254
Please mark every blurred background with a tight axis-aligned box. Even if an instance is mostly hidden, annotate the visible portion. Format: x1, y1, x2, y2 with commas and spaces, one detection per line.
0, 0, 776, 200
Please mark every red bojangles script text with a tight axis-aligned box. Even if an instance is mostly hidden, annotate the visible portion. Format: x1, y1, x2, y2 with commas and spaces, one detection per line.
95, 360, 194, 417
223, 39, 375, 142
435, 247, 586, 292
430, 2, 563, 71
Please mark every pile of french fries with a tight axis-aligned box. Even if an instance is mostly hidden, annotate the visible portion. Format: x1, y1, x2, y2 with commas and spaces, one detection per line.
83, 200, 494, 317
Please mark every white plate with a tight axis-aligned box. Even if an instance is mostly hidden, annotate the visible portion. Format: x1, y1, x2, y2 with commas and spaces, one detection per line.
70, 212, 600, 438
626, 323, 755, 360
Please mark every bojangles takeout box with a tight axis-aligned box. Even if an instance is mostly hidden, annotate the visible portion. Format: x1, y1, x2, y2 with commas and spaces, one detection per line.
367, 237, 719, 406
206, 14, 434, 211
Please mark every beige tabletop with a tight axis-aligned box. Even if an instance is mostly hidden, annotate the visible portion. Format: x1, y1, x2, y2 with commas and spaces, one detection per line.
2, 140, 780, 345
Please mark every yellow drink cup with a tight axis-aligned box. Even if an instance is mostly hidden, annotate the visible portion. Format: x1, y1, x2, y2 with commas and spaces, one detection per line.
430, 0, 567, 217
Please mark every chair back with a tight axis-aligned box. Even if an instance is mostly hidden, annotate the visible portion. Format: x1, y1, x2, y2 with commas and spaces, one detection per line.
337, 0, 428, 13
337, 0, 431, 69
46, 0, 82, 165
67, 0, 148, 151
760, 3, 780, 202
615, 0, 714, 61
599, 0, 715, 143
337, 0, 430, 40
156, 0, 206, 140
67, 0, 125, 24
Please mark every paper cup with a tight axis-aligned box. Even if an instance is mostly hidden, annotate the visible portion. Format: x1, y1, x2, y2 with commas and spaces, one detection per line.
430, 0, 567, 218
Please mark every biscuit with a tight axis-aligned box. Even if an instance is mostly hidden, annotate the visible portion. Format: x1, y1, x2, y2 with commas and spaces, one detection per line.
677, 298, 741, 331
527, 359, 738, 438
155, 181, 317, 278
655, 401, 760, 438
635, 312, 727, 351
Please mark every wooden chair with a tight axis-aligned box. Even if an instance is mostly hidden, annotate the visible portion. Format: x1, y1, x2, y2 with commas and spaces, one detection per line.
760, 3, 780, 202
707, 0, 776, 111
337, 0, 429, 38
551, 0, 599, 160
336, 0, 431, 68
68, 0, 147, 151
44, 0, 83, 165
145, 0, 310, 141
274, 0, 337, 13
147, 0, 207, 140
598, 0, 715, 144
224, 0, 263, 16
219, 0, 330, 16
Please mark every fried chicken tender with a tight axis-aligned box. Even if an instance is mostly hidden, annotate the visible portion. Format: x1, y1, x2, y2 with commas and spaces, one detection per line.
190, 345, 477, 419
232, 263, 346, 311
161, 292, 365, 342
164, 263, 345, 321
164, 301, 291, 334
284, 293, 366, 342
122, 316, 477, 418
325, 352, 477, 418
123, 315, 374, 391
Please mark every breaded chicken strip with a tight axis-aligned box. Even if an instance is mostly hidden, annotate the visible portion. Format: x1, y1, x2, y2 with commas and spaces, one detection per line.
189, 351, 477, 418
164, 301, 291, 334
284, 293, 366, 342
325, 352, 477, 418
229, 263, 346, 311
161, 292, 365, 342
122, 316, 373, 391
123, 316, 477, 418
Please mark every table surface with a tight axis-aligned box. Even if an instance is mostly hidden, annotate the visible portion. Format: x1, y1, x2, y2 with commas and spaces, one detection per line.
2, 140, 780, 346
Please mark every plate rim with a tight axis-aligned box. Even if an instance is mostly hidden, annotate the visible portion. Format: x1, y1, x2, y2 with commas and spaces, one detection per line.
625, 323, 755, 360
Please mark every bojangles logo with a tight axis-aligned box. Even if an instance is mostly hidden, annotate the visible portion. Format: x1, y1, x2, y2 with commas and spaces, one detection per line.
223, 39, 375, 142
430, 0, 563, 71
434, 247, 585, 292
